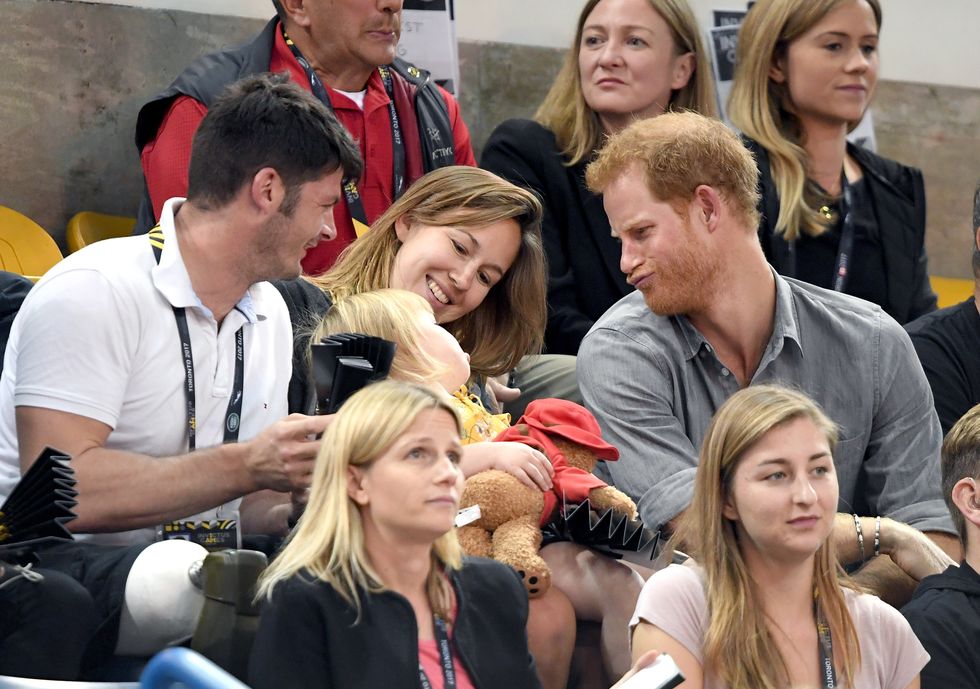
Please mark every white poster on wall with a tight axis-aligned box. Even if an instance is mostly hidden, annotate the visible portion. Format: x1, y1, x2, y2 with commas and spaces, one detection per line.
400, 0, 460, 95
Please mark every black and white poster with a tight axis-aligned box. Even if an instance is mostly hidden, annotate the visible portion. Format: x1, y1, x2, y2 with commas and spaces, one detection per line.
400, 0, 459, 94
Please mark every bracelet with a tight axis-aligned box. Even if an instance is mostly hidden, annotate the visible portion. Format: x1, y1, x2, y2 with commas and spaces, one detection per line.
873, 516, 881, 558
853, 513, 866, 562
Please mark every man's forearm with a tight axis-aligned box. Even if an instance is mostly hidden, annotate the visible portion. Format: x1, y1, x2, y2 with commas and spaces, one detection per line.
924, 530, 962, 561
833, 513, 960, 606
69, 443, 253, 533
849, 554, 917, 607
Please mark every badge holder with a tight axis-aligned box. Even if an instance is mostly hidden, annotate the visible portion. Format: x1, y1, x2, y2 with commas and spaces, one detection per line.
158, 510, 242, 552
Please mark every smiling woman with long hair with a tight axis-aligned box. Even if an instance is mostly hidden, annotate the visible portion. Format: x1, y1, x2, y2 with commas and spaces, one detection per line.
729, 0, 936, 324
630, 385, 929, 688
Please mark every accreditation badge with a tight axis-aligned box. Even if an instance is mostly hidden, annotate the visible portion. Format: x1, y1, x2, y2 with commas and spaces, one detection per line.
158, 510, 241, 551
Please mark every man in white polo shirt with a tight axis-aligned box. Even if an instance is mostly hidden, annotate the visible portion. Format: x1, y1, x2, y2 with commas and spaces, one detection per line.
0, 73, 361, 678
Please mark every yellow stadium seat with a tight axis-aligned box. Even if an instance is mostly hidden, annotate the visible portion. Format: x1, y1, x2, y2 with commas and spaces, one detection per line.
930, 275, 975, 309
66, 211, 136, 253
0, 206, 63, 282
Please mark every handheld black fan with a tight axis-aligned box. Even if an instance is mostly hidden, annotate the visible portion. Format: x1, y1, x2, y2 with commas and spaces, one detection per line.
0, 447, 77, 553
555, 497, 662, 565
311, 334, 397, 413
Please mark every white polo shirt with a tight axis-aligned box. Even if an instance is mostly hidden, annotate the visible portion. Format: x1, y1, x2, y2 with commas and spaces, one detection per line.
0, 199, 292, 545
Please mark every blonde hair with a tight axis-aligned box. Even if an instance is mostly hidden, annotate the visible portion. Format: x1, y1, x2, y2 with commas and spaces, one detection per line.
728, 0, 883, 241
313, 166, 546, 377
535, 0, 718, 166
586, 111, 760, 229
672, 385, 860, 688
257, 381, 464, 619
314, 289, 447, 388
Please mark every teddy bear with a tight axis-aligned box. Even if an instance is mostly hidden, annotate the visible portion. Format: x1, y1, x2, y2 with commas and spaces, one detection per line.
457, 398, 637, 598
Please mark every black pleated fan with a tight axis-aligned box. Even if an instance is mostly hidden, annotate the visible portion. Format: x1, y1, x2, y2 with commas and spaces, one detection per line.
0, 447, 77, 553
555, 497, 662, 565
311, 334, 396, 414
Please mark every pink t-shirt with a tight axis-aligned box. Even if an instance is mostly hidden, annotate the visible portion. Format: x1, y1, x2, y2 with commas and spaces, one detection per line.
419, 634, 477, 689
631, 564, 929, 689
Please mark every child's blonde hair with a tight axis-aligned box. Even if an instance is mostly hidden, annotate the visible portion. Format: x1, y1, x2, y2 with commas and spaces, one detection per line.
314, 289, 448, 387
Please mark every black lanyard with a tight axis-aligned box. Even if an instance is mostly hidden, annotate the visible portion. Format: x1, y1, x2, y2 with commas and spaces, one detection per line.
786, 172, 854, 293
815, 601, 837, 689
418, 616, 456, 689
148, 227, 245, 452
281, 27, 406, 236
831, 175, 855, 293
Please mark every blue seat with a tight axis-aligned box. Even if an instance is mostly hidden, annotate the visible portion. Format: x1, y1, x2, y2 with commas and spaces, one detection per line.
0, 678, 138, 689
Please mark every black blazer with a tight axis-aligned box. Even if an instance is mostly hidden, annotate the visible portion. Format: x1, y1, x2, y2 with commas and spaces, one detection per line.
747, 137, 937, 324
248, 557, 542, 689
481, 119, 632, 355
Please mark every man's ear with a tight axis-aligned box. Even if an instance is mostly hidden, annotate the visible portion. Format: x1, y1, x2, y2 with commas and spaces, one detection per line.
249, 167, 285, 216
692, 185, 723, 233
278, 0, 312, 28
951, 477, 980, 529
347, 466, 369, 506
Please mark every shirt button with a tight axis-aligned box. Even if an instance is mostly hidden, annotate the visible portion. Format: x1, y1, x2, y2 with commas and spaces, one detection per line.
721, 368, 730, 377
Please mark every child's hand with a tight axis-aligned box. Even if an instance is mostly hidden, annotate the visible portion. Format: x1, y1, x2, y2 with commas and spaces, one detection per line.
492, 442, 554, 491
486, 373, 521, 407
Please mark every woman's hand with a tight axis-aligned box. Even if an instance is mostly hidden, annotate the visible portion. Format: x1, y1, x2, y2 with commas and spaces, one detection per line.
610, 650, 662, 689
879, 518, 956, 581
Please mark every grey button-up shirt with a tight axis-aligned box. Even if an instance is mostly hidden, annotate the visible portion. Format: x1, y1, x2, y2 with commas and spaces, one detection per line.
579, 272, 953, 535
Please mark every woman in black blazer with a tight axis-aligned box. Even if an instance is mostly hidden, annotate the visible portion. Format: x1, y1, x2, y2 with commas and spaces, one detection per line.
729, 0, 936, 324
482, 0, 717, 355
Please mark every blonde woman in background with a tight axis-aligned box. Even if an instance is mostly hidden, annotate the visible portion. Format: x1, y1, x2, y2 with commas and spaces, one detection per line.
729, 0, 936, 324
482, 0, 717, 356
631, 385, 928, 688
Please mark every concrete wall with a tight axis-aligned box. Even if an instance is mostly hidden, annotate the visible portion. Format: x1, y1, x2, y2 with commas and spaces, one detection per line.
79, 0, 980, 92
2, 0, 978, 278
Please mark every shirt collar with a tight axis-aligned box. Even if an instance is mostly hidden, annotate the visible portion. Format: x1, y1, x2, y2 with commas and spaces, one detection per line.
674, 267, 803, 362
151, 198, 261, 324
770, 269, 804, 361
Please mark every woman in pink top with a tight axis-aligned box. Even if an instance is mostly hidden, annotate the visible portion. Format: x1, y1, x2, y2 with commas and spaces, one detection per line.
631, 385, 928, 688
249, 381, 537, 689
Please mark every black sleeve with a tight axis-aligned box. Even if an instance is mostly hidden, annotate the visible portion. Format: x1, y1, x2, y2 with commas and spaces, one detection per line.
481, 119, 594, 354
248, 578, 334, 689
908, 324, 973, 435
905, 166, 939, 320
272, 278, 333, 415
902, 605, 979, 689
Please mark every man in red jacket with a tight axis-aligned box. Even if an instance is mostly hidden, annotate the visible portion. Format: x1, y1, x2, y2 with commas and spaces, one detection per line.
136, 0, 476, 274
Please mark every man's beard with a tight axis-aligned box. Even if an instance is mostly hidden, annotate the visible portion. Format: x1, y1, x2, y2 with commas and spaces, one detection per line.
640, 233, 720, 317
